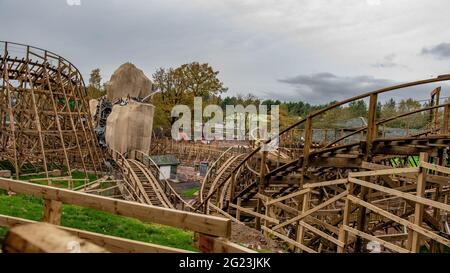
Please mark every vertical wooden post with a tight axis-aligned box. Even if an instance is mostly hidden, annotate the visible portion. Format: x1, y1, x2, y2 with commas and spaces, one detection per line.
411, 152, 428, 252
300, 117, 313, 187
43, 199, 62, 225
366, 94, 378, 157
354, 94, 378, 252
430, 87, 441, 132
228, 172, 237, 214
338, 181, 352, 253
442, 104, 449, 134
256, 151, 268, 230
2, 43, 20, 180
405, 216, 413, 250
296, 191, 310, 252
236, 198, 242, 222
25, 46, 50, 183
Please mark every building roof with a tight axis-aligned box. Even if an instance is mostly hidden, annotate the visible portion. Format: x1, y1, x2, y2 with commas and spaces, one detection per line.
149, 155, 180, 166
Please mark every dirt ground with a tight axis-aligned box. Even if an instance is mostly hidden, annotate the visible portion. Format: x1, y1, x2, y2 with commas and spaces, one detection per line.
230, 222, 286, 252
174, 165, 286, 252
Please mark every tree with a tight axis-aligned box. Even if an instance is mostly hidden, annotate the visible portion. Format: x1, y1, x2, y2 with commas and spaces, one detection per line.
151, 63, 228, 129
173, 62, 228, 98
348, 100, 368, 117
87, 68, 104, 99
89, 68, 102, 90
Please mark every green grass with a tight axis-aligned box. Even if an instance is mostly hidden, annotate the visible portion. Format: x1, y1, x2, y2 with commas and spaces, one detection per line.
0, 192, 195, 251
181, 187, 200, 198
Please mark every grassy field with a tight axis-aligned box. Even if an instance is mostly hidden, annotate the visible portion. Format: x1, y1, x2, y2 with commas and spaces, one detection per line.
0, 173, 196, 251
181, 187, 200, 198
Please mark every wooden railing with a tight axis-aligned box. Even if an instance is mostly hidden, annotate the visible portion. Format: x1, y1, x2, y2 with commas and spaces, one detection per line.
0, 177, 254, 253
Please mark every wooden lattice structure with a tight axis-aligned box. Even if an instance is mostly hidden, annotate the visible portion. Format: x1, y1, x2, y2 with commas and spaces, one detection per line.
0, 41, 104, 179
190, 75, 450, 253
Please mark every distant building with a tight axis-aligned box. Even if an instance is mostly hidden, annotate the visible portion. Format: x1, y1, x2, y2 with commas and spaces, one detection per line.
150, 155, 180, 180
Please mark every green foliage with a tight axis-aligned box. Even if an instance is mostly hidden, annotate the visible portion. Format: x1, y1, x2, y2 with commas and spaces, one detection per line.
181, 187, 200, 198
152, 62, 228, 129
87, 68, 105, 99
348, 100, 368, 117
89, 68, 102, 90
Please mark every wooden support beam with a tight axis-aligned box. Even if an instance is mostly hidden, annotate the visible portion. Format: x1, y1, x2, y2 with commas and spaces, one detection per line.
411, 153, 428, 252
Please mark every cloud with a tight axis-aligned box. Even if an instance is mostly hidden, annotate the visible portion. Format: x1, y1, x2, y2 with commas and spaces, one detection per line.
278, 73, 395, 103
372, 54, 406, 68
421, 43, 450, 60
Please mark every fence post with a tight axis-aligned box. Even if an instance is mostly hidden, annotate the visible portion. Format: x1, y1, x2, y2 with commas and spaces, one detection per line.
43, 199, 62, 225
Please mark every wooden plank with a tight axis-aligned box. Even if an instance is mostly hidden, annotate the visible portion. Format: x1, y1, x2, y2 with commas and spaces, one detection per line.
261, 226, 317, 253
376, 233, 409, 242
229, 203, 279, 224
299, 221, 344, 247
349, 167, 419, 178
0, 214, 192, 253
266, 188, 311, 205
0, 177, 231, 238
194, 233, 256, 253
349, 178, 450, 212
347, 195, 450, 247
303, 179, 347, 189
421, 161, 450, 175
343, 225, 411, 253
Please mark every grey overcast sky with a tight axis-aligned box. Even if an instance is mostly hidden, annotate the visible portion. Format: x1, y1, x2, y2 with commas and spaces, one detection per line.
1, 0, 450, 104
